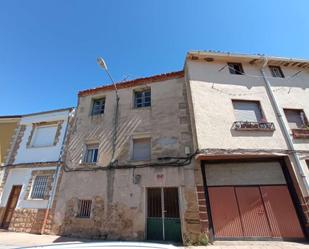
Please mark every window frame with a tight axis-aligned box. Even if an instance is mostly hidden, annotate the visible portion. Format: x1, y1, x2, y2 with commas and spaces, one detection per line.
133, 88, 151, 109
232, 99, 266, 123
77, 199, 92, 218
91, 97, 105, 116
132, 137, 151, 161
227, 62, 244, 75
31, 124, 58, 148
83, 144, 99, 164
269, 65, 285, 78
29, 175, 49, 200
283, 108, 308, 129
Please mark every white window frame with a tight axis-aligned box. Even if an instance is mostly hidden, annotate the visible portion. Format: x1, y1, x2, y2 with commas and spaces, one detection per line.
31, 124, 57, 148
29, 175, 49, 200
83, 144, 99, 164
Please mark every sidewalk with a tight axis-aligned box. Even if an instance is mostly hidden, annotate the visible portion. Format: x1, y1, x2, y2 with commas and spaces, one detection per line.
0, 230, 308, 249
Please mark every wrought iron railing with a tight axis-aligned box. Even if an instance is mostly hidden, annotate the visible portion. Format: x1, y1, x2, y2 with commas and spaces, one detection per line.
232, 121, 275, 131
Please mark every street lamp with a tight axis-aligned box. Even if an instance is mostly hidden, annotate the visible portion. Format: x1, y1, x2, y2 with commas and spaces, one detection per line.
97, 57, 119, 165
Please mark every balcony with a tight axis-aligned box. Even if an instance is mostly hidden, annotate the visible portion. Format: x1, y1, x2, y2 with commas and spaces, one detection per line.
232, 121, 275, 131
291, 128, 309, 139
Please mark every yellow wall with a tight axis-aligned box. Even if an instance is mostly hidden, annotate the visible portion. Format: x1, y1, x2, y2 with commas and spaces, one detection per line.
0, 119, 19, 164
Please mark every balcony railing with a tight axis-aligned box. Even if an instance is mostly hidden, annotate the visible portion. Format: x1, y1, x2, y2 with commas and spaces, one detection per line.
291, 128, 309, 139
232, 121, 275, 131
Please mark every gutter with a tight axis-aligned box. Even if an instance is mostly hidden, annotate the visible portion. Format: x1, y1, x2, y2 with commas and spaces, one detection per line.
41, 109, 74, 234
259, 56, 309, 193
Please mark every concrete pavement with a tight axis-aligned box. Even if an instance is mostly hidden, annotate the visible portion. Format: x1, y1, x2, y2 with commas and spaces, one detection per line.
0, 231, 308, 249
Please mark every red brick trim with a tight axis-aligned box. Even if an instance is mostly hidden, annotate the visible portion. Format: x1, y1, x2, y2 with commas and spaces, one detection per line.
196, 185, 209, 233
78, 71, 184, 97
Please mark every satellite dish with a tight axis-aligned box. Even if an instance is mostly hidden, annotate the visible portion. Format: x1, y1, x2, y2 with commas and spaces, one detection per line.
97, 57, 107, 70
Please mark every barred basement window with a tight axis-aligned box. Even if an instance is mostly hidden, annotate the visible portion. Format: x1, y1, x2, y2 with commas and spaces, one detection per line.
30, 175, 49, 199
78, 200, 92, 218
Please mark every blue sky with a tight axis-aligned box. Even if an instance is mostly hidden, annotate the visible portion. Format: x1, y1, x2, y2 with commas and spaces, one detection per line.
1, 1, 309, 115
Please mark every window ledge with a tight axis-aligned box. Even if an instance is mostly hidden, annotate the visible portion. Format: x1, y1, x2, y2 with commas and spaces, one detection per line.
232, 121, 275, 131
28, 144, 56, 149
292, 128, 309, 139
132, 106, 151, 111
128, 160, 151, 165
79, 162, 97, 167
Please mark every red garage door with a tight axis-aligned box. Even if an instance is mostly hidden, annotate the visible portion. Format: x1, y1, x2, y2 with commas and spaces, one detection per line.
208, 186, 304, 239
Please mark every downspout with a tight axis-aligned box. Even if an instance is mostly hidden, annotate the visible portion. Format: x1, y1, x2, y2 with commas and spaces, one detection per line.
41, 109, 73, 234
259, 57, 309, 192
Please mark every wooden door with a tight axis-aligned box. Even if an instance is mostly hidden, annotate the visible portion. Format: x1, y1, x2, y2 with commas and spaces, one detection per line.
1, 185, 22, 229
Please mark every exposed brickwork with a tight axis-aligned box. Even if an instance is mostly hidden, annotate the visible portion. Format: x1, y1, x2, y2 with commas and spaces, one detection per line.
7, 125, 26, 165
8, 208, 47, 234
196, 185, 209, 233
23, 170, 55, 200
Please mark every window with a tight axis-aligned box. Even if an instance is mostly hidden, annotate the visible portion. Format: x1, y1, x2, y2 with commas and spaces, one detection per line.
78, 199, 92, 218
132, 138, 151, 161
91, 98, 105, 115
284, 109, 308, 129
84, 144, 98, 163
134, 89, 151, 108
228, 63, 244, 75
30, 175, 49, 199
269, 66, 284, 78
233, 100, 264, 122
31, 125, 57, 147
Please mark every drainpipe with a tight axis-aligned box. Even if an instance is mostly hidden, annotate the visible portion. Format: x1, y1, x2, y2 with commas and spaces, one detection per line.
260, 57, 309, 193
41, 109, 73, 234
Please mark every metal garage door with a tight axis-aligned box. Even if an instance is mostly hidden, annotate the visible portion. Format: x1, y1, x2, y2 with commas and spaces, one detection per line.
206, 162, 304, 239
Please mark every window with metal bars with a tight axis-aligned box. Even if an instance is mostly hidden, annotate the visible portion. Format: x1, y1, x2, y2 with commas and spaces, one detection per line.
134, 89, 151, 108
91, 98, 105, 115
227, 62, 244, 75
269, 65, 284, 78
78, 199, 92, 218
30, 175, 49, 199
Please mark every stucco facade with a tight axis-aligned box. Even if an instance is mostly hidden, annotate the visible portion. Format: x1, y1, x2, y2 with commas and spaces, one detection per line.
0, 108, 73, 234
52, 72, 203, 242
185, 51, 309, 240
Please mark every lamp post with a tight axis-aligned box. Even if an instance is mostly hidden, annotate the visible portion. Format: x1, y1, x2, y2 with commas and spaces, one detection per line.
97, 57, 119, 165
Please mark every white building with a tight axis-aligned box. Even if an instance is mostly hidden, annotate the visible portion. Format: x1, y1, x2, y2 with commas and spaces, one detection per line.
185, 51, 309, 240
0, 108, 73, 234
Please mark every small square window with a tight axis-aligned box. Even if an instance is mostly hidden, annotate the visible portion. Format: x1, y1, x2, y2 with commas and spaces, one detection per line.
269, 66, 284, 78
132, 138, 151, 161
91, 98, 105, 115
134, 89, 151, 108
227, 63, 244, 75
31, 125, 57, 147
84, 144, 99, 163
30, 175, 49, 199
233, 100, 264, 122
78, 199, 92, 218
284, 109, 308, 129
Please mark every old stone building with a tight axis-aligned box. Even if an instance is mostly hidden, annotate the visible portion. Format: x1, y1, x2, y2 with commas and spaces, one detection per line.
0, 108, 73, 234
185, 51, 309, 241
51, 71, 202, 242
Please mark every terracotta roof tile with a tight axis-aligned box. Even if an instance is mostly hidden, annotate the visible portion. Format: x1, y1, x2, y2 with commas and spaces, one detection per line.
78, 70, 184, 97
